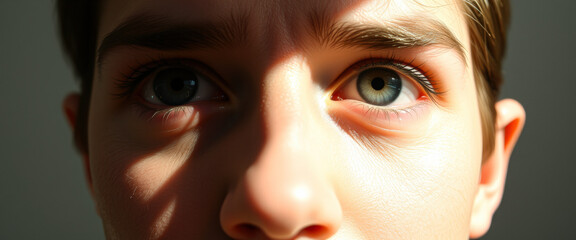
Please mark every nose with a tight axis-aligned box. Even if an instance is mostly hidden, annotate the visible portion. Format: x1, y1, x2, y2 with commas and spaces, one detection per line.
219, 58, 342, 239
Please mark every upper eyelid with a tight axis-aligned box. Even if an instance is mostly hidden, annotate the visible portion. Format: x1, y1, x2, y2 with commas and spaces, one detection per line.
353, 59, 426, 82
127, 58, 197, 83
390, 62, 440, 97
335, 59, 429, 88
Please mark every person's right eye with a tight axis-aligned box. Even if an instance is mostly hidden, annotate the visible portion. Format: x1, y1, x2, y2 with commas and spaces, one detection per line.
115, 58, 229, 127
140, 66, 226, 106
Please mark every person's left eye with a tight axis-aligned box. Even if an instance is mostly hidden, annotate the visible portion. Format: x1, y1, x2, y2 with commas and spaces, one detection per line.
331, 60, 430, 108
329, 59, 440, 131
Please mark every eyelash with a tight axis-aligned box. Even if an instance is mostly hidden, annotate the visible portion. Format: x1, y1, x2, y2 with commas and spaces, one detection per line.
114, 58, 194, 99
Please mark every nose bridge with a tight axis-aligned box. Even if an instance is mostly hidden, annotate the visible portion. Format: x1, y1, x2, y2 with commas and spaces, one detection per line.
219, 56, 342, 239
260, 55, 310, 131
255, 55, 326, 205
258, 55, 318, 159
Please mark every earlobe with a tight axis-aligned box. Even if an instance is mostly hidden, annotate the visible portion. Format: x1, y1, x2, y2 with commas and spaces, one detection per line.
63, 93, 95, 198
469, 99, 526, 239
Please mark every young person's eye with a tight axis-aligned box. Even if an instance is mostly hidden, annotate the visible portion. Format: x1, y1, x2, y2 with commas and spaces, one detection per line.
330, 59, 441, 130
332, 59, 437, 106
140, 66, 226, 106
116, 58, 228, 106
115, 59, 229, 128
334, 66, 417, 107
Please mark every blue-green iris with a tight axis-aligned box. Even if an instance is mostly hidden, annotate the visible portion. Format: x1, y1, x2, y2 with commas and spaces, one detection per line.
357, 68, 402, 106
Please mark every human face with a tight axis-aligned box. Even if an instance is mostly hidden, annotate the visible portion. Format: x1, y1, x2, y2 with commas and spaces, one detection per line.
88, 0, 483, 239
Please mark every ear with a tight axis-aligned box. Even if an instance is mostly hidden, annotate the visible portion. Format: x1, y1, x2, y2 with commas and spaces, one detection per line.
63, 93, 94, 196
469, 99, 525, 239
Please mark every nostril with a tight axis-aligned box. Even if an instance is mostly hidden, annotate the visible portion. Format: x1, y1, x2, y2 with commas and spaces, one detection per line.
300, 224, 331, 238
233, 223, 332, 239
233, 223, 259, 237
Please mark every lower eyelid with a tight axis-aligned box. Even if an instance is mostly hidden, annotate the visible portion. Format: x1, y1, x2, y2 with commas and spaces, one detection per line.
131, 104, 199, 131
128, 100, 232, 133
329, 98, 432, 133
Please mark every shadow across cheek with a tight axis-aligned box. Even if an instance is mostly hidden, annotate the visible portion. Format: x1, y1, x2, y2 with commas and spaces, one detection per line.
89, 0, 381, 238
91, 105, 267, 238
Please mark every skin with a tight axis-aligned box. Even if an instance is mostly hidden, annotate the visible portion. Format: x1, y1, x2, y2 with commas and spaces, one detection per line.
63, 0, 525, 239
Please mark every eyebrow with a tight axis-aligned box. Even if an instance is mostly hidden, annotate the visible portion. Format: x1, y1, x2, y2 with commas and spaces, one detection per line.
96, 13, 249, 66
307, 11, 464, 60
97, 11, 464, 66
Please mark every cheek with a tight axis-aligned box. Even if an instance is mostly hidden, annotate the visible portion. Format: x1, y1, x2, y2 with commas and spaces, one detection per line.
88, 130, 230, 238
87, 82, 224, 237
333, 109, 482, 238
88, 128, 186, 237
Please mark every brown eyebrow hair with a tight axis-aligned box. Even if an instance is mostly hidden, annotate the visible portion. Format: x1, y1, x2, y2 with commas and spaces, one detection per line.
96, 13, 250, 66
307, 11, 464, 60
97, 11, 464, 66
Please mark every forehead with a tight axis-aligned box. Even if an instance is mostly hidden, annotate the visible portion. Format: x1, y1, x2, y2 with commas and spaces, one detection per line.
98, 0, 469, 52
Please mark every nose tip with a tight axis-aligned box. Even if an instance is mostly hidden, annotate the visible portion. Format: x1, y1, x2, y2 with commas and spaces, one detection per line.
220, 180, 342, 240
219, 151, 342, 239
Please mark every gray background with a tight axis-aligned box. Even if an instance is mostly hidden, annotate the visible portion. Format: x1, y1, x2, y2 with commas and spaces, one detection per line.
0, 0, 574, 239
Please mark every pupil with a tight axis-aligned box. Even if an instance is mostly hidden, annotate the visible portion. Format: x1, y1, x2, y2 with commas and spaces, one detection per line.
371, 77, 385, 90
153, 68, 198, 106
171, 79, 184, 91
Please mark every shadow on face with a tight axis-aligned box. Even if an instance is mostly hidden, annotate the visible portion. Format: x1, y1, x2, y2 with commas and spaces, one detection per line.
78, 0, 504, 239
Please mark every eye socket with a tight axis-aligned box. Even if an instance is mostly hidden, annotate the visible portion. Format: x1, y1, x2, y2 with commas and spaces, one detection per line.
332, 61, 423, 108
141, 66, 226, 106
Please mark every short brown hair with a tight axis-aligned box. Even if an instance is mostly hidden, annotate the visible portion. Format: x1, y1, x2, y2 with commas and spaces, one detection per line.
57, 0, 510, 158
460, 0, 510, 159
